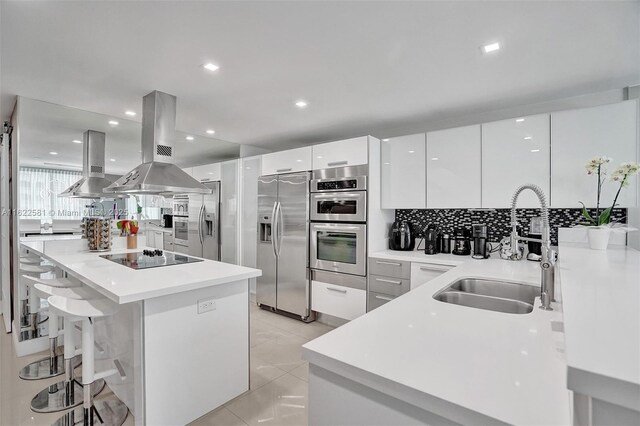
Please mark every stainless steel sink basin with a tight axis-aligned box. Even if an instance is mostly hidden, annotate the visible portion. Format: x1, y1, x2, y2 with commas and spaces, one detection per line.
434, 278, 540, 314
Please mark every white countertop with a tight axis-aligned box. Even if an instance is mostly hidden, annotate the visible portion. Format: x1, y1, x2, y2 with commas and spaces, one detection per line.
559, 242, 640, 409
21, 234, 83, 242
370, 249, 468, 266
21, 240, 261, 304
303, 258, 569, 425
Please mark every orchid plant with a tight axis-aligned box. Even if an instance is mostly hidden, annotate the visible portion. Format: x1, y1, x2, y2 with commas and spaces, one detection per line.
580, 156, 640, 226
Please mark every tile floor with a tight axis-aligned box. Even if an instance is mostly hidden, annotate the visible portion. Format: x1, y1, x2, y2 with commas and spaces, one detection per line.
0, 303, 334, 426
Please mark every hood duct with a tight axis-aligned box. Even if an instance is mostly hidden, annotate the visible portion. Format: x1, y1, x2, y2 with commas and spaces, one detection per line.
103, 91, 211, 196
59, 130, 123, 199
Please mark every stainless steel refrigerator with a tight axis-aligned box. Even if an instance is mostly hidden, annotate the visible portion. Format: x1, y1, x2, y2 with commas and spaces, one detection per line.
184, 181, 221, 260
257, 172, 313, 321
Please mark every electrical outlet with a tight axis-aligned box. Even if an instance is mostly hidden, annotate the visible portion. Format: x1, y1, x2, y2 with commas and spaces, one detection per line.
197, 298, 216, 314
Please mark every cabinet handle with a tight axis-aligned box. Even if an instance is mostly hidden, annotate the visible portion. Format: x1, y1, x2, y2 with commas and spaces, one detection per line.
327, 161, 348, 167
375, 278, 402, 285
277, 168, 293, 172
375, 260, 401, 266
419, 265, 451, 272
375, 295, 394, 301
327, 286, 347, 294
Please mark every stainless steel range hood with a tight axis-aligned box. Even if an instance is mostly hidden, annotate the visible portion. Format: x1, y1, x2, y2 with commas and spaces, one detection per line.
59, 130, 123, 199
103, 91, 211, 196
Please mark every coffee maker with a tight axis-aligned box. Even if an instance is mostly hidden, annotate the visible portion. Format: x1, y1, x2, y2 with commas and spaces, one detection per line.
471, 224, 489, 259
526, 217, 543, 261
452, 227, 471, 256
389, 221, 415, 251
424, 224, 439, 255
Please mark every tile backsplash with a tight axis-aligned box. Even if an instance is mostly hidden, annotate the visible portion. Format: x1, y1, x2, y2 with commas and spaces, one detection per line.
395, 208, 627, 246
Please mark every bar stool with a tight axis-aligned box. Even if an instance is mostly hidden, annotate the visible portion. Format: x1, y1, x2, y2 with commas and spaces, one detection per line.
19, 263, 55, 327
30, 283, 106, 413
19, 275, 83, 380
20, 256, 42, 265
49, 295, 128, 426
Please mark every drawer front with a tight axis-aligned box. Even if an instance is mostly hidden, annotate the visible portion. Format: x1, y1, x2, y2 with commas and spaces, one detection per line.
368, 274, 410, 297
369, 257, 411, 279
312, 280, 366, 321
410, 262, 453, 290
164, 241, 174, 251
367, 291, 397, 312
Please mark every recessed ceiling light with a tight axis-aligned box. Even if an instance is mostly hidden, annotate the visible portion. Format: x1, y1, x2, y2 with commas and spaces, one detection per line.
482, 42, 501, 53
186, 136, 194, 141
125, 111, 136, 117
206, 129, 215, 135
408, 150, 415, 154
110, 158, 116, 162
72, 139, 82, 144
383, 162, 390, 165
203, 63, 219, 72
431, 157, 439, 161
382, 138, 390, 142
524, 136, 532, 140
516, 118, 525, 123
108, 120, 119, 126
295, 100, 308, 108
296, 159, 302, 162
530, 149, 540, 153
49, 151, 58, 155
208, 172, 214, 175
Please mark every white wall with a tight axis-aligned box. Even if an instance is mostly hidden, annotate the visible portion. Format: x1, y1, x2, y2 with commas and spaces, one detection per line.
626, 85, 640, 251
239, 156, 261, 298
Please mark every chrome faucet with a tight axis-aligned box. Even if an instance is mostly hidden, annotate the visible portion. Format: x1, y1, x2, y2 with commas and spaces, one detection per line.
507, 184, 556, 311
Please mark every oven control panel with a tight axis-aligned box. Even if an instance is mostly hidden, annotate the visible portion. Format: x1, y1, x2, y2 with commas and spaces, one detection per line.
316, 179, 357, 191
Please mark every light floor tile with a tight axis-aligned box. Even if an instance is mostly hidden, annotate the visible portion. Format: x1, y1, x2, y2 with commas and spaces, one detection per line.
249, 320, 291, 348
289, 362, 309, 382
250, 355, 286, 390
250, 334, 308, 372
189, 406, 248, 426
226, 374, 308, 426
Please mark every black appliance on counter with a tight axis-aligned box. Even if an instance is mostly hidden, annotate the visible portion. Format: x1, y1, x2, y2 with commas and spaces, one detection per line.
161, 214, 173, 229
389, 220, 415, 251
424, 224, 439, 255
452, 227, 471, 256
527, 217, 543, 261
471, 224, 489, 259
439, 233, 451, 254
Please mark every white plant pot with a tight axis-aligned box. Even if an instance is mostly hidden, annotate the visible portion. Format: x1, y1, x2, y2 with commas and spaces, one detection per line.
587, 227, 611, 250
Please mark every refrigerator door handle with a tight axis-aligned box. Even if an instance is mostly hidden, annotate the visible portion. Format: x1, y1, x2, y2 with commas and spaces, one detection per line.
198, 205, 205, 244
276, 201, 284, 257
271, 201, 278, 258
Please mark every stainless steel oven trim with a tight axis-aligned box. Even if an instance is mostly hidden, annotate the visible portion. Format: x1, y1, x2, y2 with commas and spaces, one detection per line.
173, 216, 189, 245
310, 222, 367, 276
310, 175, 367, 193
311, 269, 367, 291
310, 191, 367, 222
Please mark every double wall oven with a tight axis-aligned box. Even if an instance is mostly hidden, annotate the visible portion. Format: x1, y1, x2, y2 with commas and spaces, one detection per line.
309, 165, 367, 278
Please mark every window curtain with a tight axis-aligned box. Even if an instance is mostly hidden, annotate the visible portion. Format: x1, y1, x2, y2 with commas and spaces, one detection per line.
19, 167, 85, 220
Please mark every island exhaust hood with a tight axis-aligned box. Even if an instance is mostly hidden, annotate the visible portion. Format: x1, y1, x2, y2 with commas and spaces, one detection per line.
103, 90, 211, 196
59, 130, 123, 199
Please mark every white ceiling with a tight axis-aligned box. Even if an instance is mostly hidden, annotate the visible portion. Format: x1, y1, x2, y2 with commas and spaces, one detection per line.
17, 98, 240, 175
1, 1, 639, 151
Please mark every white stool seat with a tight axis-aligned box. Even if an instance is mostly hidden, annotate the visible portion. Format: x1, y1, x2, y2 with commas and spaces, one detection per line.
20, 263, 55, 274
48, 296, 119, 322
33, 284, 98, 302
22, 275, 82, 288
20, 257, 42, 265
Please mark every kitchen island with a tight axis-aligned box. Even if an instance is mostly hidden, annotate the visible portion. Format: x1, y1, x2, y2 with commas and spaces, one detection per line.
21, 238, 261, 426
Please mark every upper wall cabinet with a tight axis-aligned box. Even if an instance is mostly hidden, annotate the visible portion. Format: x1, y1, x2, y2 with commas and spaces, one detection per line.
381, 133, 426, 209
482, 114, 551, 208
312, 136, 368, 170
551, 100, 638, 208
426, 125, 481, 208
261, 146, 312, 176
192, 163, 221, 182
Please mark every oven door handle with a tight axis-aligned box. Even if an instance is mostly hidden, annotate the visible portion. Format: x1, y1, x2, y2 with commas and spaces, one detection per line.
312, 224, 361, 231
312, 193, 362, 199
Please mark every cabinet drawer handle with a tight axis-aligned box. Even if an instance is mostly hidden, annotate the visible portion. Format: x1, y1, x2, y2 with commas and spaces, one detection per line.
375, 295, 394, 301
277, 168, 293, 172
375, 278, 402, 285
327, 161, 348, 167
327, 286, 347, 294
375, 260, 401, 266
419, 265, 451, 272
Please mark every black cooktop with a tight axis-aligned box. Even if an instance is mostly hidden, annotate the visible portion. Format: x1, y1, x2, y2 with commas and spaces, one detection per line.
100, 250, 204, 270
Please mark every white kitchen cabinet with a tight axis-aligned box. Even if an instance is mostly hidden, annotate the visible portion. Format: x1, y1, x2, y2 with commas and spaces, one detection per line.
312, 280, 366, 321
426, 125, 481, 208
312, 136, 368, 170
146, 229, 164, 250
551, 100, 638, 208
192, 163, 221, 182
381, 133, 426, 209
410, 262, 454, 290
482, 114, 551, 208
261, 146, 312, 176
221, 159, 239, 264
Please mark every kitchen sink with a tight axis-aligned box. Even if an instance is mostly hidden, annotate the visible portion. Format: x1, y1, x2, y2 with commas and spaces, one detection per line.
434, 278, 540, 314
